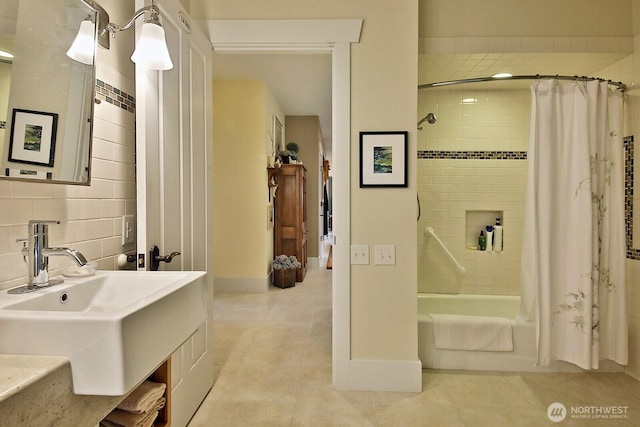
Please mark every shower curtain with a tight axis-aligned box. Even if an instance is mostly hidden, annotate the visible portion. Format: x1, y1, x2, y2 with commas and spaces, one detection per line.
520, 79, 628, 369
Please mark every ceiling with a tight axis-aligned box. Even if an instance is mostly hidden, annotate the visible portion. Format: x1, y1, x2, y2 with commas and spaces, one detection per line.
213, 50, 630, 159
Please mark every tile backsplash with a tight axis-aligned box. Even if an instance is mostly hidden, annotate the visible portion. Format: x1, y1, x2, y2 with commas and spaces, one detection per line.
0, 69, 136, 291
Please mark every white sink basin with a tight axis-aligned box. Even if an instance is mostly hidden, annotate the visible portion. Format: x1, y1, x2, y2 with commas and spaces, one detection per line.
0, 270, 208, 395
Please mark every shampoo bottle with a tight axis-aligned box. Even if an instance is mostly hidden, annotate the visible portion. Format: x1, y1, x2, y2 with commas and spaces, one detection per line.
494, 218, 503, 252
485, 225, 493, 252
478, 230, 486, 251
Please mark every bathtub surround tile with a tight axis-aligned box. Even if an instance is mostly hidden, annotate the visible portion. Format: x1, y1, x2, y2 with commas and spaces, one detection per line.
190, 266, 640, 426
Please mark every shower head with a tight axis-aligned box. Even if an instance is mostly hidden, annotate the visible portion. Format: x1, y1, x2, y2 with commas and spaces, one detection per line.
417, 112, 437, 130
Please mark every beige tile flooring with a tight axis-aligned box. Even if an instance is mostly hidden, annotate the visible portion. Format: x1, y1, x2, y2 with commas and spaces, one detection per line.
188, 266, 640, 426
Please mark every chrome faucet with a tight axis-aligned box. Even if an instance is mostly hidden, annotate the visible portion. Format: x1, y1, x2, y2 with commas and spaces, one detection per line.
11, 220, 89, 294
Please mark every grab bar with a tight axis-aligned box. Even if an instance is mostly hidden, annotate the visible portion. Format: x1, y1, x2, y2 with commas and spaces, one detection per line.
424, 227, 466, 275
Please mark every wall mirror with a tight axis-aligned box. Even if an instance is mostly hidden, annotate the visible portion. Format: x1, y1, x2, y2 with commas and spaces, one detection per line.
0, 0, 97, 185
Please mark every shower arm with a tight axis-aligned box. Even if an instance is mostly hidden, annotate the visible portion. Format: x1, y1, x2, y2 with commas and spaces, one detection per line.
424, 227, 466, 276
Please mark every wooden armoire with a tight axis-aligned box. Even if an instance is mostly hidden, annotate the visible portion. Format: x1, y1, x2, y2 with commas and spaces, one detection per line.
274, 164, 307, 282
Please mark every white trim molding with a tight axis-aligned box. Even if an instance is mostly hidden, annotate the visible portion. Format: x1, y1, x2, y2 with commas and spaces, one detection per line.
208, 19, 363, 46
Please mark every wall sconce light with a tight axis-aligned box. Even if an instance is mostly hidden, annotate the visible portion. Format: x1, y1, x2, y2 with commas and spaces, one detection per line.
68, 0, 173, 70
66, 18, 96, 65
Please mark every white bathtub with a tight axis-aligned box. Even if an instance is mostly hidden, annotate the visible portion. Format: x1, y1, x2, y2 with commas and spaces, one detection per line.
418, 293, 624, 372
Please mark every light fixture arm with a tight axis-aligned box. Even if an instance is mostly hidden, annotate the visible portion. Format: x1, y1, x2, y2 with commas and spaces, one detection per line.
106, 5, 159, 35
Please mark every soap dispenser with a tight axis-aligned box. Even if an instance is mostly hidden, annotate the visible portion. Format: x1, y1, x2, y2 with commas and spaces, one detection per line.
485, 225, 493, 252
494, 218, 503, 252
478, 230, 486, 251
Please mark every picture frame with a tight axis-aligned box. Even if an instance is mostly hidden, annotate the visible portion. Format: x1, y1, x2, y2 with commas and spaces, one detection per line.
273, 115, 283, 155
359, 131, 408, 187
5, 168, 51, 180
8, 109, 58, 167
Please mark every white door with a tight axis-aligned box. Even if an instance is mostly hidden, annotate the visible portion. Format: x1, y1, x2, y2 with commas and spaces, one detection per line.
135, 0, 214, 426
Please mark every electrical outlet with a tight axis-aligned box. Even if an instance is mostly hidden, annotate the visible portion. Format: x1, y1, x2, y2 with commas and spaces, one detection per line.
350, 244, 369, 265
375, 244, 396, 265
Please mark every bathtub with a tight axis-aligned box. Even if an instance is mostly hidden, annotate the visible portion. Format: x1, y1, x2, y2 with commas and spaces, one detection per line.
418, 293, 624, 372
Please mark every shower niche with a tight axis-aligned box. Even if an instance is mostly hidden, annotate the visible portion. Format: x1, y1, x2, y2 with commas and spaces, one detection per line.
465, 210, 503, 251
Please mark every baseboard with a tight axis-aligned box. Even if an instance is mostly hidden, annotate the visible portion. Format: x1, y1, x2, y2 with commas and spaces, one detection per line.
348, 359, 422, 392
214, 276, 270, 293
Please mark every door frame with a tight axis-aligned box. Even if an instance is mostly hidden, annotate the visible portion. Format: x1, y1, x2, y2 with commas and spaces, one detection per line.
208, 19, 362, 390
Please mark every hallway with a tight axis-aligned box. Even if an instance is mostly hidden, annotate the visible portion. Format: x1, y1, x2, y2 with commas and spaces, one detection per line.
188, 267, 640, 426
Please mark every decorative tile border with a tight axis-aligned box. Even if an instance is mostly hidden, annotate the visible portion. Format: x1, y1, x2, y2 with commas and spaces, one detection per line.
417, 150, 527, 160
624, 136, 640, 260
95, 79, 136, 113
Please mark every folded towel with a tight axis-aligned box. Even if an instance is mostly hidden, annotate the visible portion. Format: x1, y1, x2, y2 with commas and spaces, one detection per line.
431, 313, 513, 352
103, 397, 165, 427
101, 411, 158, 427
117, 381, 166, 413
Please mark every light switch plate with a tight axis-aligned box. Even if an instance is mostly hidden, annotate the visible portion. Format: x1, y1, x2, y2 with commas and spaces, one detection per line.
375, 244, 396, 265
350, 244, 369, 265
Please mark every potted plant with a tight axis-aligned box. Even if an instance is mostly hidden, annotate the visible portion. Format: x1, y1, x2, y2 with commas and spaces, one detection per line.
272, 254, 301, 288
281, 141, 299, 163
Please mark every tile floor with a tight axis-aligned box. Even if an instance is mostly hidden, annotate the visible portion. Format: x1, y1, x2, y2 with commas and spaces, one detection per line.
188, 266, 640, 426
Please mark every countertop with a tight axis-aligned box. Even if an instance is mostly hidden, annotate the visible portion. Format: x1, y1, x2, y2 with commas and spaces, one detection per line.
0, 354, 68, 401
0, 354, 126, 426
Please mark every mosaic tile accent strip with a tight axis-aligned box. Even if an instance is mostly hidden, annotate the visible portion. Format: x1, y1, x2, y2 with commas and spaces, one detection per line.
95, 79, 136, 113
624, 136, 640, 260
417, 150, 528, 160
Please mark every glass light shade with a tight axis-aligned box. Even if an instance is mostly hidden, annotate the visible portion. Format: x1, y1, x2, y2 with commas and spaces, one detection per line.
131, 22, 173, 70
66, 20, 95, 65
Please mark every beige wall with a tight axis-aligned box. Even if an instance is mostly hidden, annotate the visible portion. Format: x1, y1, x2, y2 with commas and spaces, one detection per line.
212, 80, 283, 285
419, 0, 633, 37
0, 0, 136, 290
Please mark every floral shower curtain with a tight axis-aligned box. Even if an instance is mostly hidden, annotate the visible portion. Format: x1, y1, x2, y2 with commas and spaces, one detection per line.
519, 79, 628, 369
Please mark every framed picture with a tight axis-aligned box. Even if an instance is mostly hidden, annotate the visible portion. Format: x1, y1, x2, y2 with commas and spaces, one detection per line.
8, 109, 58, 167
359, 131, 408, 187
5, 168, 52, 180
273, 115, 283, 154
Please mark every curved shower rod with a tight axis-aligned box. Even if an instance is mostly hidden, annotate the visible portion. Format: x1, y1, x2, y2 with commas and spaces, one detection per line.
419, 74, 627, 92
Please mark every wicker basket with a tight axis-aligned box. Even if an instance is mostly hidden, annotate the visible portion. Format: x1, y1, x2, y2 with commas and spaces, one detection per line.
273, 268, 296, 288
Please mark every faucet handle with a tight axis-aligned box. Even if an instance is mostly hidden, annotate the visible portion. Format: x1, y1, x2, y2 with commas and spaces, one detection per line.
16, 238, 28, 263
